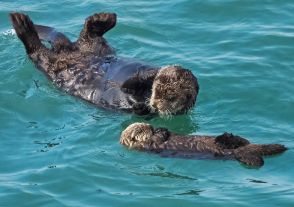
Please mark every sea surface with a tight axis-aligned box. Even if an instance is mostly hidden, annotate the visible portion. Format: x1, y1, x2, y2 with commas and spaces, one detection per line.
0, 0, 293, 206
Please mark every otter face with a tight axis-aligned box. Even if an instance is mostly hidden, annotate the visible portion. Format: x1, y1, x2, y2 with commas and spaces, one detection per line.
150, 65, 199, 117
120, 123, 154, 149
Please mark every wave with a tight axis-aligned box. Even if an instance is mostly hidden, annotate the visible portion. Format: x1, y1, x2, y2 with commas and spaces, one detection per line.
1, 29, 16, 36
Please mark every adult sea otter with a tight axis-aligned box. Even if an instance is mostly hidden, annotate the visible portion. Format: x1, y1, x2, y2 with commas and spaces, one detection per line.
10, 12, 199, 116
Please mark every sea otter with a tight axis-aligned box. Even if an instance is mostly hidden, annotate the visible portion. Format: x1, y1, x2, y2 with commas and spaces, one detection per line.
120, 123, 287, 167
10, 12, 199, 116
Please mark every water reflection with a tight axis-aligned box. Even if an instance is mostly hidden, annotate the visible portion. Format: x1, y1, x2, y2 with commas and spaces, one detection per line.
131, 165, 197, 180
175, 189, 204, 196
247, 179, 267, 184
121, 113, 199, 135
133, 171, 197, 180
34, 137, 63, 152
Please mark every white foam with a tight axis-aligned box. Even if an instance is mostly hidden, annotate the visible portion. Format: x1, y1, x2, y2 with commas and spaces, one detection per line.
1, 29, 16, 36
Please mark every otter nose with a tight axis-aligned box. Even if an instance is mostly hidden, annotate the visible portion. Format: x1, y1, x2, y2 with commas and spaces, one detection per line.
151, 102, 157, 108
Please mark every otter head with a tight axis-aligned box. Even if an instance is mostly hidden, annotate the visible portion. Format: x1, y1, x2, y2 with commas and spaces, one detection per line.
150, 65, 199, 117
120, 123, 154, 149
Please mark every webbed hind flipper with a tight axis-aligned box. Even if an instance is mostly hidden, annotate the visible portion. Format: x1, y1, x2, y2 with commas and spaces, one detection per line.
10, 13, 44, 54
35, 25, 72, 51
234, 144, 287, 167
234, 149, 264, 167
79, 12, 117, 40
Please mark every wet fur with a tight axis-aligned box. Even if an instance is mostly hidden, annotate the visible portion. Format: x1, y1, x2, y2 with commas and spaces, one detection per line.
10, 12, 198, 116
120, 123, 287, 167
150, 66, 199, 116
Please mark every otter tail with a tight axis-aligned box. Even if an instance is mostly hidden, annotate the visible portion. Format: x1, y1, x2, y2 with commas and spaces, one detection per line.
234, 144, 287, 167
10, 13, 43, 54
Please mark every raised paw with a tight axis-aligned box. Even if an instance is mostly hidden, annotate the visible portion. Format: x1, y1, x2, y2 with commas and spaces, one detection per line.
10, 12, 41, 53
84, 12, 117, 37
215, 132, 250, 149
10, 13, 36, 40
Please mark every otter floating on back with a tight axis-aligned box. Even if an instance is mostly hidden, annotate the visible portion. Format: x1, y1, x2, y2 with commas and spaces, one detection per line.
10, 12, 199, 116
120, 123, 287, 167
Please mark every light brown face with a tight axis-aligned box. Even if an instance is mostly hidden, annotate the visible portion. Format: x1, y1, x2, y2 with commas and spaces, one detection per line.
120, 123, 154, 149
149, 65, 199, 117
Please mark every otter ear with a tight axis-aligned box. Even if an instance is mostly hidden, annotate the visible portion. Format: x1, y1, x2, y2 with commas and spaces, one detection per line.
81, 12, 117, 38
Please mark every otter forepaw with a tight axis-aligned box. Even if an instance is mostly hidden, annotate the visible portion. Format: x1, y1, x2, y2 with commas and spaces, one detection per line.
154, 128, 170, 141
132, 102, 150, 115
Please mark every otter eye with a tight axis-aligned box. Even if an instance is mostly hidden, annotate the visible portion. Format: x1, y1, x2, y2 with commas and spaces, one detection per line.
168, 96, 176, 101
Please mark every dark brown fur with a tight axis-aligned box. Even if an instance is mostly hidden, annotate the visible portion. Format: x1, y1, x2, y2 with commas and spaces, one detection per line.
150, 66, 199, 116
120, 123, 287, 167
10, 12, 199, 116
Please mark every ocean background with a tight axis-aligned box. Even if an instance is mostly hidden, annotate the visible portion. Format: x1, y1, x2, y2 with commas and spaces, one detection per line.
0, 0, 293, 206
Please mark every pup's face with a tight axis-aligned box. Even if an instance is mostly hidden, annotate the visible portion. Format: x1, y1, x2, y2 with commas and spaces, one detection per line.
120, 123, 154, 149
150, 66, 199, 117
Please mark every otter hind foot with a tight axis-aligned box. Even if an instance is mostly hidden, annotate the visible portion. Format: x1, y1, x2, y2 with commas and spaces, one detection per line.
234, 151, 264, 167
82, 12, 117, 38
10, 13, 42, 54
255, 144, 287, 156
234, 144, 287, 167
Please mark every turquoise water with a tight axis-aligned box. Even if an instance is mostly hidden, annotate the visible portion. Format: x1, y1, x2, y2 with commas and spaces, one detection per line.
1, 0, 294, 206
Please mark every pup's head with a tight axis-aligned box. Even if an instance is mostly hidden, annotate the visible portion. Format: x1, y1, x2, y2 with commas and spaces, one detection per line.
120, 123, 154, 149
150, 65, 199, 117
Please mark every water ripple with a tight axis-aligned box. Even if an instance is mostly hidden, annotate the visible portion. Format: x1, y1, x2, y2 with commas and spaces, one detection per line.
1, 0, 293, 206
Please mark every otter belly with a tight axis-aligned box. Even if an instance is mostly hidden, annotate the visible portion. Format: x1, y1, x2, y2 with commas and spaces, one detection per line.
54, 57, 155, 111
102, 57, 157, 84
98, 58, 156, 109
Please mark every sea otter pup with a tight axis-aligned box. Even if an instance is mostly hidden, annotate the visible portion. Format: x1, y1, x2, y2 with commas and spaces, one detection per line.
120, 123, 287, 167
10, 12, 199, 116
